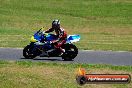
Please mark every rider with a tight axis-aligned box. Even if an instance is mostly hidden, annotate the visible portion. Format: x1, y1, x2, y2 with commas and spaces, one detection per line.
41, 19, 67, 56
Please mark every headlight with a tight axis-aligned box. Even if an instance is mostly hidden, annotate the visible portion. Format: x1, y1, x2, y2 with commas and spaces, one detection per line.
30, 36, 37, 42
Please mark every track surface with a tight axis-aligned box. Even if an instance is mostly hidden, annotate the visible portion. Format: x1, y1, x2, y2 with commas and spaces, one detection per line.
0, 48, 132, 65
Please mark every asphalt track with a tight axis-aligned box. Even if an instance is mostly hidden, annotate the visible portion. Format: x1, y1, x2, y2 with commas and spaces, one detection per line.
0, 48, 132, 66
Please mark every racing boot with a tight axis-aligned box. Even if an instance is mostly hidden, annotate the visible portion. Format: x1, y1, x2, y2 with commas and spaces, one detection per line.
59, 48, 65, 56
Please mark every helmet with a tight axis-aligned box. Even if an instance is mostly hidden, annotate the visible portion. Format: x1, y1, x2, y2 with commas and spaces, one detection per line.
52, 19, 60, 29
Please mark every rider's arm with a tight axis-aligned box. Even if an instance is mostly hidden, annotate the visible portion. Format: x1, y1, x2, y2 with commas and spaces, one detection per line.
45, 28, 54, 33
59, 28, 67, 38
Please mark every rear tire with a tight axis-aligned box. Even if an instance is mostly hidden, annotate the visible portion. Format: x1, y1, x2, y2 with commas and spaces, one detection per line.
61, 44, 78, 61
23, 45, 37, 59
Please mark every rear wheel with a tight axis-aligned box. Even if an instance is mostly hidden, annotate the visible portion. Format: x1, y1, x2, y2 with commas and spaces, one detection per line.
23, 45, 37, 59
62, 44, 78, 61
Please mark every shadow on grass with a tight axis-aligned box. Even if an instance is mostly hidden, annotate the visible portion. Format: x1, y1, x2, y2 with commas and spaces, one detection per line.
20, 57, 63, 61
33, 58, 63, 61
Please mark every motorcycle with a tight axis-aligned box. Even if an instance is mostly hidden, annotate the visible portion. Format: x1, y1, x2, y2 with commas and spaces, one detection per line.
23, 28, 80, 61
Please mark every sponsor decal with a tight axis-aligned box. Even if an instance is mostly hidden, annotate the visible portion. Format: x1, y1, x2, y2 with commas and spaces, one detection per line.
76, 67, 131, 85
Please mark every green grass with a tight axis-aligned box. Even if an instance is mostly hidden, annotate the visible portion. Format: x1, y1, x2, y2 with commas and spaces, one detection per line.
0, 60, 131, 88
0, 0, 132, 51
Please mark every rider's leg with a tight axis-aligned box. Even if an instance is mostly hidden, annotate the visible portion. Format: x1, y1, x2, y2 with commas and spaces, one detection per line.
54, 40, 66, 55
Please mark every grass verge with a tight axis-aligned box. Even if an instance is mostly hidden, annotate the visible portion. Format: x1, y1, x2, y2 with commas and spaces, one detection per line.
0, 60, 131, 88
0, 0, 132, 51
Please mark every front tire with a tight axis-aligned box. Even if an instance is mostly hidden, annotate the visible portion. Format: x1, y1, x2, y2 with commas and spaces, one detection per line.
23, 45, 37, 59
61, 44, 78, 61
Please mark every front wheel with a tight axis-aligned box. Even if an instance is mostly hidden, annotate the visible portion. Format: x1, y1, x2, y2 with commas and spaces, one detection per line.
61, 44, 78, 61
23, 45, 37, 59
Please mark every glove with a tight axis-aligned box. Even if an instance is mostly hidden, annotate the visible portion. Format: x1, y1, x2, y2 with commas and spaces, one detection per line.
50, 40, 58, 45
49, 41, 53, 44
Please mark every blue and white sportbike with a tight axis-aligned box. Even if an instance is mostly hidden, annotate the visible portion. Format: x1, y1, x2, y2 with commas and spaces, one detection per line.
23, 29, 80, 61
